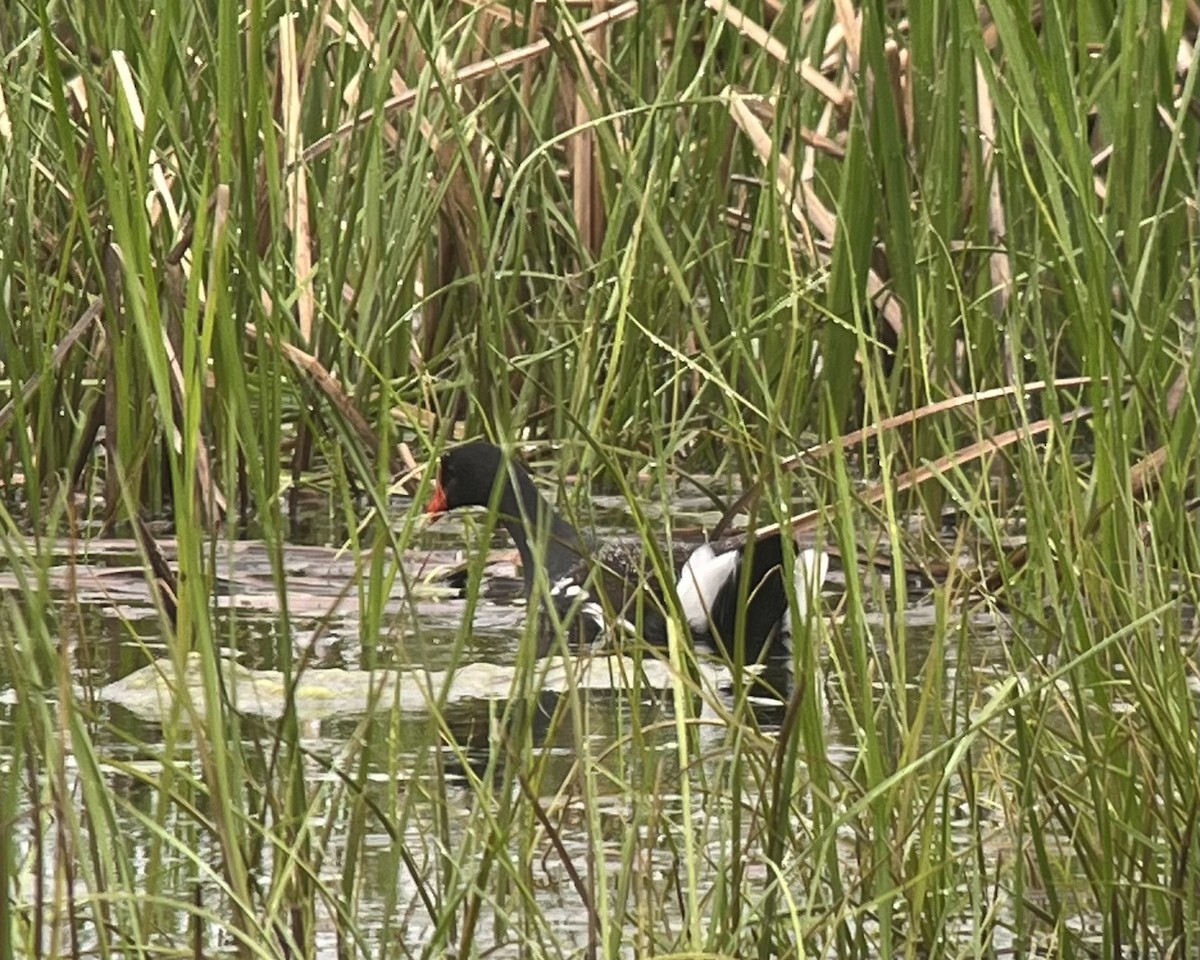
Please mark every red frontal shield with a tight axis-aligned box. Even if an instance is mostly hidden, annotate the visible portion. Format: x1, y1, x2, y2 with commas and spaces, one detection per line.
426, 479, 447, 516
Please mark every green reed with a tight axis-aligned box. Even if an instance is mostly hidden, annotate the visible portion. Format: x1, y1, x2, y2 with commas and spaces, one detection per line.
0, 0, 1197, 957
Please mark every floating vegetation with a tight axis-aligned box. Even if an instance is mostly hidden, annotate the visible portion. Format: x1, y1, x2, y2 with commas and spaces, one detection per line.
0, 0, 1196, 957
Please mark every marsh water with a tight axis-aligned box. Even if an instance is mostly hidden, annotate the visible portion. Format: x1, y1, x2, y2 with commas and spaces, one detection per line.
0, 484, 1123, 957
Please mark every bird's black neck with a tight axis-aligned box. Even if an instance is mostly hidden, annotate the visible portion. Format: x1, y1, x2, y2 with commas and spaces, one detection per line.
495, 464, 586, 593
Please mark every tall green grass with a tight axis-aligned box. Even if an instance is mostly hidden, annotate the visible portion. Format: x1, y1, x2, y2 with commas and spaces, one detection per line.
0, 0, 1197, 957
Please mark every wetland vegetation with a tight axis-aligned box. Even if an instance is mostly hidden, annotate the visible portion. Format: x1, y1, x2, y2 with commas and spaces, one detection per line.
0, 0, 1198, 957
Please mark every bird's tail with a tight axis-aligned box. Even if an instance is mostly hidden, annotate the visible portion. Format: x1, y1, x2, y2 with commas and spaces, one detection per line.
782, 547, 829, 634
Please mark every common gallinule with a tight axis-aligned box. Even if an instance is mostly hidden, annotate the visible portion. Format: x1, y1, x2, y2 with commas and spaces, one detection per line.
425, 442, 825, 661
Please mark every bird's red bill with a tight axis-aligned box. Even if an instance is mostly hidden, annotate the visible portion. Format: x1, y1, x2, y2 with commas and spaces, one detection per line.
426, 481, 447, 516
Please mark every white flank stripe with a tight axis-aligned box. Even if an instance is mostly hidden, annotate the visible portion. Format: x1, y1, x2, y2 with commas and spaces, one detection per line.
583, 602, 637, 638
583, 602, 606, 630
676, 544, 740, 631
551, 576, 584, 599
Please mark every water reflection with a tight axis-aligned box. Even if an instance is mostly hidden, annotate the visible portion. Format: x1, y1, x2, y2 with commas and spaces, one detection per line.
3, 506, 1128, 959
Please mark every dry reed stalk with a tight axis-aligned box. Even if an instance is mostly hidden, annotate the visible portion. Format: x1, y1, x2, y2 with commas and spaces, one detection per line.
974, 58, 1013, 321
831, 0, 860, 71
705, 0, 849, 110
572, 2, 607, 257
301, 0, 639, 163
724, 87, 904, 333
280, 13, 315, 346
520, 2, 544, 156
752, 408, 1090, 544
714, 377, 1102, 537
0, 301, 105, 434
324, 0, 404, 147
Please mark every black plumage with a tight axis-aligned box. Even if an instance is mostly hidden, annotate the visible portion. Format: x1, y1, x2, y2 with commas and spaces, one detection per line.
426, 442, 822, 661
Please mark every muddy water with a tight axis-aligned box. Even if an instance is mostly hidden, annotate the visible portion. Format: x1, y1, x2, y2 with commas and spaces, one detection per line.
0, 488, 1033, 957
